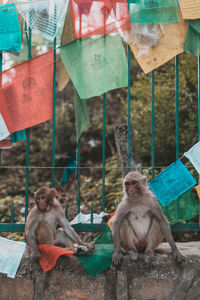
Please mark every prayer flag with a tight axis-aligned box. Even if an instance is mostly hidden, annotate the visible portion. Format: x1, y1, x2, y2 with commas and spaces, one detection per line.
0, 113, 10, 141
129, 11, 187, 74
60, 34, 128, 99
0, 50, 54, 133
129, 0, 179, 24
16, 0, 69, 41
69, 0, 130, 38
78, 226, 113, 278
195, 185, 200, 199
61, 152, 76, 185
162, 189, 199, 225
75, 90, 90, 142
0, 136, 11, 149
178, 0, 200, 20
184, 20, 200, 56
184, 141, 200, 174
0, 237, 26, 278
11, 129, 26, 143
148, 160, 196, 207
0, 3, 21, 52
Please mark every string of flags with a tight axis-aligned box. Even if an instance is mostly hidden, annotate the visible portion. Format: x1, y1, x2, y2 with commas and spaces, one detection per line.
0, 1, 199, 217
0, 0, 199, 145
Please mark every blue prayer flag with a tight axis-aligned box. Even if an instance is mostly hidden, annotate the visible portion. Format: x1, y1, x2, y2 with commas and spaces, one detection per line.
0, 3, 21, 52
148, 160, 196, 207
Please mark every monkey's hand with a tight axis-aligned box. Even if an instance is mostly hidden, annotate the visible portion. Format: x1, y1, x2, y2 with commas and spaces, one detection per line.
172, 250, 184, 264
112, 252, 123, 265
85, 241, 95, 251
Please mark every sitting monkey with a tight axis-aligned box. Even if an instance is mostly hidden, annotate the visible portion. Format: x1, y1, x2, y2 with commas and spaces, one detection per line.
25, 187, 95, 260
112, 171, 184, 265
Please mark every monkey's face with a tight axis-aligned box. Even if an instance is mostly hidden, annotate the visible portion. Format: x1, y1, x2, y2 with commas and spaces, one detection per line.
35, 193, 50, 211
125, 180, 139, 197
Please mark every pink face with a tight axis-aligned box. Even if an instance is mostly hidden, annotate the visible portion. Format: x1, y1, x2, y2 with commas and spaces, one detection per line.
125, 180, 139, 197
35, 194, 48, 211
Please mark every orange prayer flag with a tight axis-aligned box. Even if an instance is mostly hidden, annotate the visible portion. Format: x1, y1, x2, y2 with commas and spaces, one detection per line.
37, 244, 74, 272
0, 50, 54, 133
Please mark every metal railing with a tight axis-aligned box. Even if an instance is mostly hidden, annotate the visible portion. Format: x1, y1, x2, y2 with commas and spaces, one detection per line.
0, 6, 200, 235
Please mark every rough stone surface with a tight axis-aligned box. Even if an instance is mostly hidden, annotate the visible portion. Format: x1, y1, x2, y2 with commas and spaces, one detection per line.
0, 242, 200, 300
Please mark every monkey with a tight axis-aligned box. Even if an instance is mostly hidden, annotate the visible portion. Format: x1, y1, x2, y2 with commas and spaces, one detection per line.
112, 171, 184, 265
25, 187, 95, 261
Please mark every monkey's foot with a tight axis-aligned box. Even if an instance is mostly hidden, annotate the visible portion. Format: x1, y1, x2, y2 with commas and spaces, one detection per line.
129, 253, 138, 261
143, 254, 154, 263
112, 252, 123, 265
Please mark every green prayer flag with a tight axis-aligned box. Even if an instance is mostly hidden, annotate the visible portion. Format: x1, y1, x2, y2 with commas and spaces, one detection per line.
78, 226, 113, 278
162, 189, 199, 225
75, 90, 90, 143
184, 20, 200, 56
60, 35, 128, 99
11, 130, 26, 144
129, 0, 179, 24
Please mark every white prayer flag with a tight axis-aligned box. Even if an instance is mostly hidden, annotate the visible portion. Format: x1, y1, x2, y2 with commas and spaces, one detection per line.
184, 141, 200, 174
0, 113, 10, 141
16, 0, 69, 41
0, 237, 26, 278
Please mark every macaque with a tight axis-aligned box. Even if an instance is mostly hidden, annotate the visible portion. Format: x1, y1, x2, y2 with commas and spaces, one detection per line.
25, 187, 95, 260
112, 171, 184, 265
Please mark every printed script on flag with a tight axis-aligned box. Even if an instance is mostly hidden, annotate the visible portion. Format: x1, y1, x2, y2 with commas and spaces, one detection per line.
0, 50, 54, 133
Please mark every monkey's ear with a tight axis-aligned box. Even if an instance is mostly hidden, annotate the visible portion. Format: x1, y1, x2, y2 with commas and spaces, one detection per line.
140, 175, 147, 185
51, 188, 57, 197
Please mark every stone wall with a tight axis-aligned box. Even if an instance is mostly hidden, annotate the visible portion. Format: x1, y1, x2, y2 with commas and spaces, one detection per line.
0, 242, 200, 300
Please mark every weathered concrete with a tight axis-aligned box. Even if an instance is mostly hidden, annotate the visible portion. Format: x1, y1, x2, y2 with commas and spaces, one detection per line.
0, 242, 200, 300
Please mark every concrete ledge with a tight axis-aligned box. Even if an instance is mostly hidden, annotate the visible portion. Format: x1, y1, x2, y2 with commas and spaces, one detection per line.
0, 242, 200, 300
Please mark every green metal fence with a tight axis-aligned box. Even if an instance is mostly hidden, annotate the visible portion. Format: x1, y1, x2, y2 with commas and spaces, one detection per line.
0, 12, 200, 235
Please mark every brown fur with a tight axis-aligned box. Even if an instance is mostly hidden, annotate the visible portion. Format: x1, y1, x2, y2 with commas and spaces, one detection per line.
25, 187, 95, 260
112, 171, 184, 265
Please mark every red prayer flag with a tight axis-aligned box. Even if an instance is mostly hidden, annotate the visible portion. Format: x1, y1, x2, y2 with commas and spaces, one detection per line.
0, 136, 11, 149
0, 50, 54, 133
70, 0, 131, 38
37, 244, 74, 272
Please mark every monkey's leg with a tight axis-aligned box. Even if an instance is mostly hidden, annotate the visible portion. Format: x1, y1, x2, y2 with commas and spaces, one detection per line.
36, 220, 54, 244
145, 218, 163, 256
120, 218, 138, 259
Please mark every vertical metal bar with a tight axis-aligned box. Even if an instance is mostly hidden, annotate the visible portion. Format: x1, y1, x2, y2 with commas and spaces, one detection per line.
77, 139, 81, 214
198, 55, 200, 142
175, 56, 180, 220
52, 36, 56, 187
102, 94, 106, 212
127, 44, 131, 171
90, 202, 93, 223
151, 71, 155, 179
25, 27, 32, 221
175, 55, 179, 160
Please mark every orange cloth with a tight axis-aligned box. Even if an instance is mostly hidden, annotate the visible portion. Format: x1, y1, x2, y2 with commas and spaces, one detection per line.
37, 245, 74, 272
0, 50, 54, 133
107, 211, 116, 231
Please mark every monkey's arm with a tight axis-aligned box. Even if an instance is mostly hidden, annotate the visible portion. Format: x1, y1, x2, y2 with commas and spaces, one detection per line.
150, 203, 184, 263
112, 206, 128, 265
25, 215, 40, 260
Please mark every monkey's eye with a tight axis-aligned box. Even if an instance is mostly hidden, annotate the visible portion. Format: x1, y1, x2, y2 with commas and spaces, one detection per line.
125, 182, 130, 186
130, 181, 138, 185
